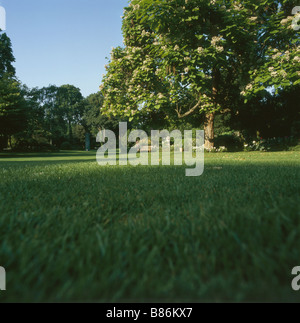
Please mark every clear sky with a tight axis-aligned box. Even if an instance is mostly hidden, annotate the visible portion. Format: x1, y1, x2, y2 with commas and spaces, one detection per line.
0, 0, 128, 97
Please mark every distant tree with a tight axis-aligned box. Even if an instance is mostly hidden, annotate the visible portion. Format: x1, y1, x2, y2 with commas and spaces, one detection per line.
0, 32, 15, 76
83, 92, 119, 135
15, 84, 86, 150
0, 75, 27, 146
19, 85, 66, 147
56, 85, 84, 143
0, 31, 27, 149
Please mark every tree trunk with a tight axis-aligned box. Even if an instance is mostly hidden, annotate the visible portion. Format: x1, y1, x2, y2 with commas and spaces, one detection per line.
206, 21, 219, 151
204, 113, 215, 150
85, 133, 91, 151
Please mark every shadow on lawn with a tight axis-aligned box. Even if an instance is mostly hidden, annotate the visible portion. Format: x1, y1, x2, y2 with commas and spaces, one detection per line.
0, 151, 97, 159
0, 159, 98, 167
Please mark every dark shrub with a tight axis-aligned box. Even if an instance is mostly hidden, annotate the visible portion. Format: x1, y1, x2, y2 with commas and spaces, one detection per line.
60, 141, 72, 150
13, 139, 58, 152
215, 132, 243, 152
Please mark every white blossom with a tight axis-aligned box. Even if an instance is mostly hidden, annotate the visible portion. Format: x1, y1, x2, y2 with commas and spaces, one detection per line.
281, 16, 294, 25
141, 30, 150, 37
233, 3, 243, 11
272, 53, 281, 60
271, 71, 278, 77
155, 69, 162, 75
293, 56, 300, 62
279, 70, 287, 78
281, 18, 289, 25
133, 4, 140, 11
197, 47, 204, 54
249, 16, 258, 22
211, 36, 222, 46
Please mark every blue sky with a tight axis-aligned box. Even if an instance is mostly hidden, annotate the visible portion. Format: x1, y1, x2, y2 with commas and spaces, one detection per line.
0, 0, 128, 97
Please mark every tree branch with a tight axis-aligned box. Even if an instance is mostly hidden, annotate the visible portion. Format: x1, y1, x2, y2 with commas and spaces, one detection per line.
175, 96, 202, 119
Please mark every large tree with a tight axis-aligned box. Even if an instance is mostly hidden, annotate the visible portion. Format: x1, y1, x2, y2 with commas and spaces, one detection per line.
100, 0, 299, 149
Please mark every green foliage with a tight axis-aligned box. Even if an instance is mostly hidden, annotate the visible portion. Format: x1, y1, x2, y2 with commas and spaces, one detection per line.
0, 32, 27, 145
83, 92, 119, 135
72, 124, 86, 147
60, 141, 73, 150
56, 84, 84, 142
0, 76, 28, 138
100, 0, 299, 147
0, 32, 16, 77
14, 85, 88, 151
244, 136, 299, 152
12, 139, 58, 152
233, 85, 300, 140
241, 0, 300, 98
215, 131, 244, 152
100, 0, 262, 122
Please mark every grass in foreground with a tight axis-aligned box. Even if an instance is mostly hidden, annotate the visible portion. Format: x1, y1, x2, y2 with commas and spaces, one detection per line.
0, 150, 300, 302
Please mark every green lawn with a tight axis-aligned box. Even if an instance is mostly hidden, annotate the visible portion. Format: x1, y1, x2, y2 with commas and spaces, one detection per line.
0, 150, 300, 302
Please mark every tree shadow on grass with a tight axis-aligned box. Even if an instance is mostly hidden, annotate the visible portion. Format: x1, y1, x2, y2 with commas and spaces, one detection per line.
0, 151, 98, 159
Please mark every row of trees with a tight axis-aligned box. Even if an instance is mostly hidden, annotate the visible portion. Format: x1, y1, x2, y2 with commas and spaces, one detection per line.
0, 30, 119, 151
5, 84, 120, 151
100, 0, 300, 149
